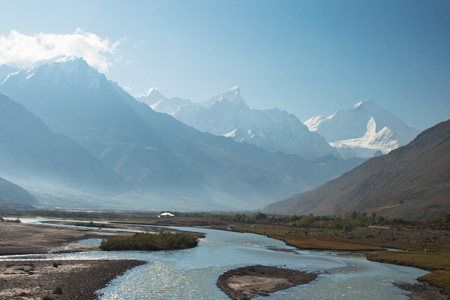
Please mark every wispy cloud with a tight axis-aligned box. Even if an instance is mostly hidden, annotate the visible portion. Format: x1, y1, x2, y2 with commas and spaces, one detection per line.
0, 29, 124, 72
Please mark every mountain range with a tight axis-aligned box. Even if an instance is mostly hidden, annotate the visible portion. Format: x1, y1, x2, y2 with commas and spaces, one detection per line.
138, 87, 340, 160
264, 119, 450, 220
139, 87, 420, 161
0, 57, 364, 211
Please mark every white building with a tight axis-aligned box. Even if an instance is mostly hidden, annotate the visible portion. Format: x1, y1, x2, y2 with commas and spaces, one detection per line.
158, 212, 175, 218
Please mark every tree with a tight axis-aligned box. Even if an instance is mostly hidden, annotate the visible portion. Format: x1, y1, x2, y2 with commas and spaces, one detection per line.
255, 212, 267, 220
442, 213, 450, 223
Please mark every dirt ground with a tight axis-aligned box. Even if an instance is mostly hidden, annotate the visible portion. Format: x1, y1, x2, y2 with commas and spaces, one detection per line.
0, 222, 147, 300
0, 259, 145, 300
0, 221, 132, 255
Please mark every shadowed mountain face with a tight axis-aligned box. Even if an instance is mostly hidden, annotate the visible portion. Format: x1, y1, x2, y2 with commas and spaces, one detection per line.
0, 93, 131, 196
0, 176, 37, 208
264, 120, 450, 220
0, 58, 364, 210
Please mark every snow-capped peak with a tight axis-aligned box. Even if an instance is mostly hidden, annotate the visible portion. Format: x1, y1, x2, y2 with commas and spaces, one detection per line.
0, 57, 106, 91
353, 100, 365, 110
305, 99, 420, 158
228, 85, 240, 96
146, 87, 165, 99
352, 99, 383, 113
28, 55, 85, 70
205, 86, 248, 109
304, 115, 325, 132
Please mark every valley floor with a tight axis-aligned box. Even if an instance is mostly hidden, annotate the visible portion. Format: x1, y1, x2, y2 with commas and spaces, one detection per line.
0, 215, 449, 299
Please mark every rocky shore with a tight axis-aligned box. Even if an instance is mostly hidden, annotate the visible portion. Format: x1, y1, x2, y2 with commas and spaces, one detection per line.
0, 259, 145, 300
217, 265, 318, 300
396, 282, 449, 300
0, 221, 148, 299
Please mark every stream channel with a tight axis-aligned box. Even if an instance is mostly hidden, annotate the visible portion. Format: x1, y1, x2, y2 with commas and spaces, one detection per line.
1, 218, 428, 299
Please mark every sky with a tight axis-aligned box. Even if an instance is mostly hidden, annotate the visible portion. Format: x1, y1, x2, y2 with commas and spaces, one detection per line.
0, 0, 449, 130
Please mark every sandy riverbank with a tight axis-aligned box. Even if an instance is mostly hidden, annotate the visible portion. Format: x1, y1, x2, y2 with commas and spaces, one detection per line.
0, 221, 131, 255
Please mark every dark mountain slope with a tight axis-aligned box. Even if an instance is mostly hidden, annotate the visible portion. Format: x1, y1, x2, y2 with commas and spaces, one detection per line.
0, 93, 131, 195
0, 176, 37, 207
264, 120, 450, 220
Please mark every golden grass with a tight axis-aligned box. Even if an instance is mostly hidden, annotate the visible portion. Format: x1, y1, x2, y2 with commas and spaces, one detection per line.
274, 235, 383, 251
367, 247, 450, 297
419, 271, 450, 296
233, 225, 383, 251
234, 223, 450, 298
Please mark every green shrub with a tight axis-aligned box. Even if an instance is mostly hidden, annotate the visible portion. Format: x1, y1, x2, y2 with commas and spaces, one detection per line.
100, 231, 198, 251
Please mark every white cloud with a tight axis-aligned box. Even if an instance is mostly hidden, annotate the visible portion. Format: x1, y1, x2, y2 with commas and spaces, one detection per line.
0, 29, 123, 73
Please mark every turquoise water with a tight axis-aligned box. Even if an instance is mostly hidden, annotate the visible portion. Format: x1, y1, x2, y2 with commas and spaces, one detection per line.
2, 219, 426, 299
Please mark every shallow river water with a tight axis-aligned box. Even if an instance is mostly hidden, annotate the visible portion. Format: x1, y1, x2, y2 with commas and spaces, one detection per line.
3, 219, 427, 299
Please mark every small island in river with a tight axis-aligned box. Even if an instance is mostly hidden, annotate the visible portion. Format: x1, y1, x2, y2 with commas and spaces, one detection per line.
100, 231, 199, 251
217, 265, 318, 300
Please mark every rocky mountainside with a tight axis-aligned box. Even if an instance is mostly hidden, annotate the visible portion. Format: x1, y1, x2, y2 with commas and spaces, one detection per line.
305, 100, 421, 158
138, 86, 340, 160
0, 58, 363, 211
264, 119, 450, 220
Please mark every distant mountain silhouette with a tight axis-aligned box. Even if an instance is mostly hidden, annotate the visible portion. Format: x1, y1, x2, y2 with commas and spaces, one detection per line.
0, 175, 37, 208
265, 120, 450, 220
0, 93, 131, 195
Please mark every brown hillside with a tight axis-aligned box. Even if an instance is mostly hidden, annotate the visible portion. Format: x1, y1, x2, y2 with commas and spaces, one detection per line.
264, 120, 450, 220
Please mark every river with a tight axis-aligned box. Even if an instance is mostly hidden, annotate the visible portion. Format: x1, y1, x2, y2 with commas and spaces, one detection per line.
2, 218, 427, 299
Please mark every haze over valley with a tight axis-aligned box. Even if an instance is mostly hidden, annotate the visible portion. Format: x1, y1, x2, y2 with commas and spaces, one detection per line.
0, 58, 369, 211
0, 54, 446, 217
1, 2, 450, 300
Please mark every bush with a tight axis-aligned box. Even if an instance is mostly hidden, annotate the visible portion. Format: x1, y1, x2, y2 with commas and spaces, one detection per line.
100, 231, 198, 251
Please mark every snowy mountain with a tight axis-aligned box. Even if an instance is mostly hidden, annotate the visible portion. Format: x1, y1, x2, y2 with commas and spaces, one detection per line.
138, 86, 340, 160
0, 65, 19, 84
0, 58, 363, 211
305, 100, 421, 158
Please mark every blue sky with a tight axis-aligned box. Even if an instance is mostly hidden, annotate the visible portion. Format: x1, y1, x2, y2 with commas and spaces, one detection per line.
1, 0, 449, 129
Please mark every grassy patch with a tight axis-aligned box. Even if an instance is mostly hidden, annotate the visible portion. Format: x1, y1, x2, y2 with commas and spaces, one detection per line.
100, 231, 198, 251
419, 270, 450, 296
277, 235, 383, 251
367, 247, 450, 297
233, 225, 383, 251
